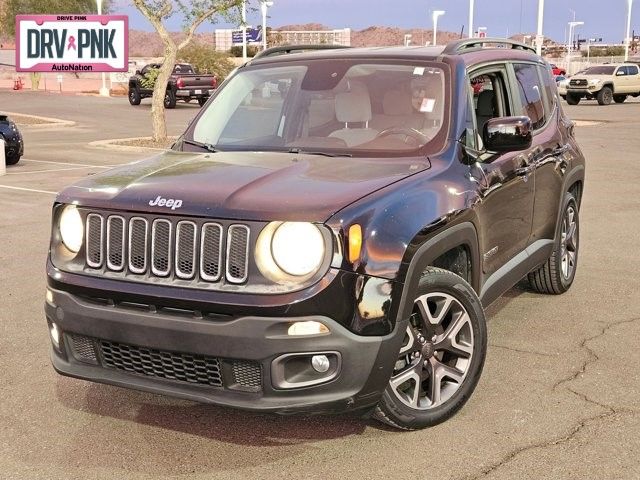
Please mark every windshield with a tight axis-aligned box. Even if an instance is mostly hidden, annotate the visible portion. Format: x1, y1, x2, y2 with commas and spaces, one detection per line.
192, 60, 447, 156
583, 66, 616, 75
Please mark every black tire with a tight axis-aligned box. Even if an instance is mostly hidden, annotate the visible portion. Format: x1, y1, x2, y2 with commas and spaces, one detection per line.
561, 95, 566, 101
5, 152, 21, 165
528, 193, 579, 295
566, 93, 580, 105
184, 98, 192, 103
613, 94, 627, 104
128, 86, 141, 105
197, 97, 208, 107
373, 267, 487, 430
597, 86, 613, 105
164, 90, 177, 109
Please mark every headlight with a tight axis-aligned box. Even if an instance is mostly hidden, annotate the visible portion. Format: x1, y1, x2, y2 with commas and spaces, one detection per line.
58, 205, 83, 253
588, 79, 602, 86
255, 221, 327, 283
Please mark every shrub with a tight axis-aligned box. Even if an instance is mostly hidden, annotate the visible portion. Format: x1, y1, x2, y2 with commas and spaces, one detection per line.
180, 43, 237, 80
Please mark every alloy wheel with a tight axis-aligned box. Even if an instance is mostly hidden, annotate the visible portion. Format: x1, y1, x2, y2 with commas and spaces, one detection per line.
390, 292, 474, 410
560, 205, 578, 279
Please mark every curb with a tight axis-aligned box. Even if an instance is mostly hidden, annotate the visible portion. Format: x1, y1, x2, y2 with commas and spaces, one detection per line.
88, 136, 176, 152
1, 111, 76, 128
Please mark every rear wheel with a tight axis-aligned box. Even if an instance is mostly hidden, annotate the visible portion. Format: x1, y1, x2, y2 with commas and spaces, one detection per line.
128, 86, 141, 105
374, 268, 487, 430
197, 97, 208, 107
528, 193, 579, 294
164, 90, 177, 109
566, 93, 581, 105
613, 94, 627, 104
597, 86, 613, 105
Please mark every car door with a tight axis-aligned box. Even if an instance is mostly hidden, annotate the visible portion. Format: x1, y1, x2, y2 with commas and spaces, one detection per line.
624, 64, 640, 92
510, 62, 567, 244
614, 66, 630, 93
468, 65, 535, 276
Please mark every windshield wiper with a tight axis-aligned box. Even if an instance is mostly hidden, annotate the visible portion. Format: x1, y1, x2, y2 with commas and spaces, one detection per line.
181, 138, 218, 153
287, 148, 352, 158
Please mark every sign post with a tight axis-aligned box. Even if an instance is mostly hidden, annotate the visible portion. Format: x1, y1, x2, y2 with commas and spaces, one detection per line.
0, 138, 5, 176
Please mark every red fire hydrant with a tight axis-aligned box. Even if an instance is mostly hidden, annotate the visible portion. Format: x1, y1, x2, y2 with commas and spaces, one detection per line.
13, 77, 24, 90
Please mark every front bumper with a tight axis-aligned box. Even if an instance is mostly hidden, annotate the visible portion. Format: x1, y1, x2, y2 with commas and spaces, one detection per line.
46, 286, 406, 414
3, 135, 23, 157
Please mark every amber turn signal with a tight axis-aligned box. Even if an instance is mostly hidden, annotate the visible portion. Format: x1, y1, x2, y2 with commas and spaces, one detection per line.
348, 224, 362, 263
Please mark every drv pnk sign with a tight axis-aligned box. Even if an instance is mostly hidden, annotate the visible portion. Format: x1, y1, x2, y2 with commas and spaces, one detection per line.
16, 15, 128, 72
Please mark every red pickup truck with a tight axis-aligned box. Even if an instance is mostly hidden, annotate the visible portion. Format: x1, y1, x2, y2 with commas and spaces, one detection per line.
128, 63, 217, 109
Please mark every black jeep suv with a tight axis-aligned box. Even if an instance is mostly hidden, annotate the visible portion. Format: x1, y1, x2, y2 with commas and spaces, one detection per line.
46, 39, 585, 430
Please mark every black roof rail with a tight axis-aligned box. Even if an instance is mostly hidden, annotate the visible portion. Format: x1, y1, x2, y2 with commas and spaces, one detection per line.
251, 44, 351, 60
442, 37, 537, 55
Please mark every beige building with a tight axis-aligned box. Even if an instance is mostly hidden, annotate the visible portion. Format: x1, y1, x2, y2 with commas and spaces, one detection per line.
213, 28, 351, 52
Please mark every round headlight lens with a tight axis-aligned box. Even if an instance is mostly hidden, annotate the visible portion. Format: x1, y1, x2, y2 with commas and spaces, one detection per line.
59, 205, 83, 253
271, 222, 325, 276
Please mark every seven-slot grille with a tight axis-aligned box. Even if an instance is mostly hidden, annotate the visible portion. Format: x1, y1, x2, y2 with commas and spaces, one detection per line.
84, 212, 250, 285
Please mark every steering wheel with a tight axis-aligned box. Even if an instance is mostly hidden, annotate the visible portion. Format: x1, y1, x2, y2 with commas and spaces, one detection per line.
374, 127, 429, 145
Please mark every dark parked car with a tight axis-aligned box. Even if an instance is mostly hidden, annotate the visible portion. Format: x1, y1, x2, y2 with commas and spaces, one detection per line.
46, 39, 585, 430
128, 63, 217, 108
0, 114, 24, 165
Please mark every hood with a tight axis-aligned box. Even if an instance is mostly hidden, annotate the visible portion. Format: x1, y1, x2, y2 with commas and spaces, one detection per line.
57, 150, 429, 222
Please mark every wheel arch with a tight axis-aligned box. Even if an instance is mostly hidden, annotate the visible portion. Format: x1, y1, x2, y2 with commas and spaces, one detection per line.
394, 222, 481, 326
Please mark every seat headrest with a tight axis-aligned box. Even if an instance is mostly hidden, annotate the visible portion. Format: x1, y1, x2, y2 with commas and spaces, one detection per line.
382, 90, 413, 116
335, 89, 372, 123
477, 90, 496, 116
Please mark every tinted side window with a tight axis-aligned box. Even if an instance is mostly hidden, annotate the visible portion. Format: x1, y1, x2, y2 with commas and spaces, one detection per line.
627, 65, 639, 75
538, 65, 556, 120
616, 67, 627, 76
513, 63, 545, 130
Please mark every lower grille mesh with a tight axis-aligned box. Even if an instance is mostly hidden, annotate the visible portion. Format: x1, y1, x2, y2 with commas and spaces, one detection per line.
99, 339, 223, 387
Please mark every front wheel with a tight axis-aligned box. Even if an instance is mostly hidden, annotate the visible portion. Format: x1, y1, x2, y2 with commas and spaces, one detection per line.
528, 193, 579, 294
566, 93, 581, 105
597, 86, 613, 105
374, 268, 487, 430
128, 87, 141, 105
5, 152, 21, 165
613, 94, 627, 104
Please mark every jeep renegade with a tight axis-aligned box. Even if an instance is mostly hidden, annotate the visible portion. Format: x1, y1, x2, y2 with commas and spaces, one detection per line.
46, 39, 585, 430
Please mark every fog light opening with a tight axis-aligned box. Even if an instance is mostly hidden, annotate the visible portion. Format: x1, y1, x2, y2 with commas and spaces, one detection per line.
49, 322, 60, 348
287, 321, 329, 336
311, 355, 330, 373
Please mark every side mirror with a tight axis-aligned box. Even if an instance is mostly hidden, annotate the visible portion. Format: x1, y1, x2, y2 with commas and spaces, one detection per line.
616, 70, 626, 76
483, 116, 533, 153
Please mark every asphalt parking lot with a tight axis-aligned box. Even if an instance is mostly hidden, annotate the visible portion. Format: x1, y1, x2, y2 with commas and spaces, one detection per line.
1, 91, 639, 480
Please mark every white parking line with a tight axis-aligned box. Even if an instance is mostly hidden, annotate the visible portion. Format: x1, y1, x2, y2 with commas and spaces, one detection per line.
25, 159, 115, 168
7, 166, 103, 175
0, 184, 57, 195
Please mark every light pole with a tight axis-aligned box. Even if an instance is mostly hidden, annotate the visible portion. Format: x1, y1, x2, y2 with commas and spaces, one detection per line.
260, 1, 274, 50
432, 10, 445, 46
97, 0, 109, 97
241, 0, 247, 62
404, 34, 412, 46
568, 21, 584, 54
625, 0, 634, 61
536, 0, 545, 56
468, 0, 475, 38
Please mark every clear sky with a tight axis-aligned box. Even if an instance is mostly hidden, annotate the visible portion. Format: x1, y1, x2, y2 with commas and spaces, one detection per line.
115, 0, 639, 44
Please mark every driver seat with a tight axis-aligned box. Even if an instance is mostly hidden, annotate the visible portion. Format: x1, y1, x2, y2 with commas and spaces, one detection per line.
329, 87, 379, 147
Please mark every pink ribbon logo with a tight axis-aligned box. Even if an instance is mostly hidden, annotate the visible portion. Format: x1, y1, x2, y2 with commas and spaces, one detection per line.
67, 36, 77, 51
